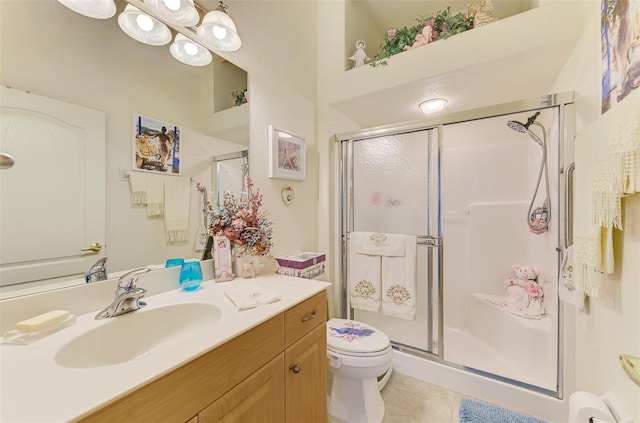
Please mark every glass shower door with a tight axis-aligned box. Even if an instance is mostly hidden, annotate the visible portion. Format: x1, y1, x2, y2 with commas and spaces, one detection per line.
440, 109, 560, 393
343, 128, 440, 355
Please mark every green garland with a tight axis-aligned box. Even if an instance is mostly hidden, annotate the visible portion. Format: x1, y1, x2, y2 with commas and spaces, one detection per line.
370, 6, 473, 67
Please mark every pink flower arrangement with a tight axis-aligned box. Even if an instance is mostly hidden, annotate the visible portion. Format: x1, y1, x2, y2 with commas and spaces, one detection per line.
386, 28, 397, 37
208, 178, 273, 256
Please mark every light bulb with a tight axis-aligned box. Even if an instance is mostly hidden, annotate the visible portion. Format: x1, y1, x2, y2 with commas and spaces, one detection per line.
183, 42, 198, 56
212, 26, 227, 40
136, 14, 154, 31
162, 0, 181, 11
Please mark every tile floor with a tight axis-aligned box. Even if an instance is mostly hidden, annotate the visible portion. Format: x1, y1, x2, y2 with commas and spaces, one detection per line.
329, 371, 549, 423
379, 371, 463, 423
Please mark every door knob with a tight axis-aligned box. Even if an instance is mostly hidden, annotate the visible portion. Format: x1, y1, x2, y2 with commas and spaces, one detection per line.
81, 242, 102, 253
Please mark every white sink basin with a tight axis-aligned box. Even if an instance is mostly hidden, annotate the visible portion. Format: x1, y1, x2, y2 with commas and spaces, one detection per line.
55, 303, 221, 369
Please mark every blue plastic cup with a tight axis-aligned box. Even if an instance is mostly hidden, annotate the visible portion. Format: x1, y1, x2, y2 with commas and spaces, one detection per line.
179, 260, 203, 291
166, 258, 185, 268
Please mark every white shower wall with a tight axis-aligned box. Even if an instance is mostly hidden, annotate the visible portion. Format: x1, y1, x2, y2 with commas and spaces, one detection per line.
441, 109, 560, 391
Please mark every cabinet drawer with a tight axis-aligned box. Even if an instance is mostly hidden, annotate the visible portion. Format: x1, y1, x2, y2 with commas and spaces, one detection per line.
284, 290, 327, 348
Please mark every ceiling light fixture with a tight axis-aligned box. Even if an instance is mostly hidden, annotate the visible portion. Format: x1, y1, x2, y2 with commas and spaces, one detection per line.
118, 4, 172, 46
419, 98, 448, 114
170, 33, 212, 66
197, 1, 241, 52
56, 0, 244, 66
145, 0, 199, 27
56, 0, 116, 19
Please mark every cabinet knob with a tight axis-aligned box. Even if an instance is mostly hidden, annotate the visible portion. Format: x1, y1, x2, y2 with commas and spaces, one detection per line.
289, 364, 300, 374
301, 310, 316, 322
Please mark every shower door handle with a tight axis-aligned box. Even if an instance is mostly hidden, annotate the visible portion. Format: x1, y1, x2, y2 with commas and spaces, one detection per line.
564, 162, 575, 249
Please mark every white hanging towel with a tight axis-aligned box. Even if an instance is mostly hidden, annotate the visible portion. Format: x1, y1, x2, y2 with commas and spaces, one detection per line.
349, 232, 382, 312
128, 171, 147, 205
382, 235, 417, 320
354, 231, 406, 256
128, 171, 165, 216
164, 176, 190, 242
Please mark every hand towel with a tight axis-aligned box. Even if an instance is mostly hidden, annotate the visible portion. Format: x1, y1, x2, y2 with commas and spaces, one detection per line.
558, 245, 585, 310
164, 176, 190, 242
353, 231, 405, 256
224, 284, 281, 310
128, 171, 147, 205
128, 171, 164, 216
574, 91, 640, 298
349, 232, 382, 311
381, 235, 417, 320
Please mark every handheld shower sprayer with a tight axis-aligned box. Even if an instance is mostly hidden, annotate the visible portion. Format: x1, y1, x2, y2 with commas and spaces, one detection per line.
506, 111, 551, 234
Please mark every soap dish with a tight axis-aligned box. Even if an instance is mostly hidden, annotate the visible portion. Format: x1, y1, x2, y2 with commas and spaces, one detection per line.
1, 314, 76, 345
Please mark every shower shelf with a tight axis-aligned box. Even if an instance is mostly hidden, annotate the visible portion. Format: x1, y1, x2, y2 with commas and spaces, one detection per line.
473, 293, 552, 332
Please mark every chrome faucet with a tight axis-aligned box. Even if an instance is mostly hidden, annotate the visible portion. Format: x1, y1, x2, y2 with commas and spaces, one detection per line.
95, 268, 150, 320
85, 257, 108, 283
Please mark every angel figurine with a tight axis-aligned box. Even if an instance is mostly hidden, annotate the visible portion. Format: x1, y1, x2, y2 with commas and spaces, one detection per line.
348, 39, 371, 68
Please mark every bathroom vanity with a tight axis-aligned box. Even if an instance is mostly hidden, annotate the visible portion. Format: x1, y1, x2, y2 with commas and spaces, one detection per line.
0, 274, 330, 422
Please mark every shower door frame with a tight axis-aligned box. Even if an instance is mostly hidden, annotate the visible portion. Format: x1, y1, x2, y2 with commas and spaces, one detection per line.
336, 91, 575, 398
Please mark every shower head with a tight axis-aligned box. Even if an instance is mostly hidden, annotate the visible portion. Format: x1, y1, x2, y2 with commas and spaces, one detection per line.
507, 111, 541, 133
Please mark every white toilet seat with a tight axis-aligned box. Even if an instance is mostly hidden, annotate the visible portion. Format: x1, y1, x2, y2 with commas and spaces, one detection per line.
327, 318, 391, 354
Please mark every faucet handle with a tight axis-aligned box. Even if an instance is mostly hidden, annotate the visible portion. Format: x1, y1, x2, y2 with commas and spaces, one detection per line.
117, 268, 151, 290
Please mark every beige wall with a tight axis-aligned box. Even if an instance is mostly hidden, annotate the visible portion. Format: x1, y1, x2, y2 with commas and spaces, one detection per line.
550, 1, 640, 419
213, 1, 320, 263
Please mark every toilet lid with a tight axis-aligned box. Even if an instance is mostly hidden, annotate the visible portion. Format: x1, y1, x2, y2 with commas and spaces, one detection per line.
326, 318, 390, 354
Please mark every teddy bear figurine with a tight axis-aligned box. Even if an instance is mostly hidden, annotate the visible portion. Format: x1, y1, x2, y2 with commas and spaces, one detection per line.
501, 265, 545, 318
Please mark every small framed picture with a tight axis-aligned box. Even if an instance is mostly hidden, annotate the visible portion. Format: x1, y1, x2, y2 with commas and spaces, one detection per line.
213, 235, 233, 282
268, 125, 306, 181
133, 114, 181, 175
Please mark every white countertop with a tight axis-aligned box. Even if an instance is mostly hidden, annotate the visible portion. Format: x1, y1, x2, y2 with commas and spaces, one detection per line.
0, 275, 331, 422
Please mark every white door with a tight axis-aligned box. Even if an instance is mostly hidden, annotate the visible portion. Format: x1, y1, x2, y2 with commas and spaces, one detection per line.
0, 86, 105, 286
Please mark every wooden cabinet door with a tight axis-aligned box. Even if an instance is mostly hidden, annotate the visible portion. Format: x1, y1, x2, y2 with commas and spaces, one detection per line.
199, 354, 285, 423
285, 323, 327, 423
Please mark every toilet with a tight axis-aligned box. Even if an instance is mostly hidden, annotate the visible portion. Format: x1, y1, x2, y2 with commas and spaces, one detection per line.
326, 318, 393, 423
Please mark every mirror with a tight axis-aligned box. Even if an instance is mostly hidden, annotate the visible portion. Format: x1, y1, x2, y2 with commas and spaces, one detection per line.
0, 1, 249, 299
213, 150, 249, 205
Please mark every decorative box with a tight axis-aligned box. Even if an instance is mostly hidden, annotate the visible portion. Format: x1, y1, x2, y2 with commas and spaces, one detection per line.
276, 252, 326, 279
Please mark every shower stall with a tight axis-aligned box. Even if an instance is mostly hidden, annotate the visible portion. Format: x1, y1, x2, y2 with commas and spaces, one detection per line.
336, 93, 574, 401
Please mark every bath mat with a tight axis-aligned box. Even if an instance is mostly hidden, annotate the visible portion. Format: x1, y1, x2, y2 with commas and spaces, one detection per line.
458, 398, 548, 423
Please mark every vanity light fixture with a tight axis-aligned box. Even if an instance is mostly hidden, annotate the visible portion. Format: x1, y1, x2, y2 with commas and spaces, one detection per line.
197, 1, 242, 52
118, 4, 172, 46
57, 0, 116, 19
57, 0, 244, 65
170, 33, 212, 66
144, 0, 199, 27
419, 98, 448, 114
